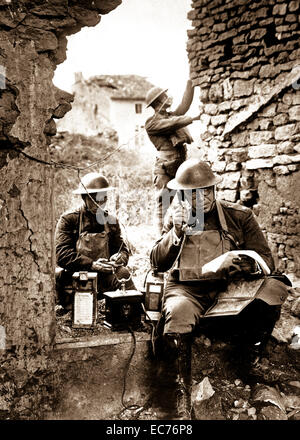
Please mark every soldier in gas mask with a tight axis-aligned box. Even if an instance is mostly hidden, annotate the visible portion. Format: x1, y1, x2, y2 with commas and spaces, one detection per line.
55, 172, 135, 309
150, 158, 290, 420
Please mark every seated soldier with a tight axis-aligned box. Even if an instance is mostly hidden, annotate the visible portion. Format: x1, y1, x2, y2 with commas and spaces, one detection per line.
55, 172, 135, 309
150, 158, 290, 420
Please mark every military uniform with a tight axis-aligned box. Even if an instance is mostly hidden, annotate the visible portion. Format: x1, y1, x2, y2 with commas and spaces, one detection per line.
145, 81, 195, 232
151, 199, 287, 337
55, 206, 134, 307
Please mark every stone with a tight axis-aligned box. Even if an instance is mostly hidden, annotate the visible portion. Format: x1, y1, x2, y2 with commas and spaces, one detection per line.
93, 0, 122, 14
245, 159, 273, 169
250, 131, 273, 145
289, 106, 300, 121
277, 142, 294, 154
218, 171, 240, 189
205, 104, 218, 115
0, 9, 26, 28
273, 155, 294, 165
261, 103, 277, 117
259, 64, 280, 79
217, 190, 237, 202
259, 406, 288, 420
286, 14, 297, 22
53, 103, 72, 119
273, 114, 289, 126
208, 83, 223, 102
289, 1, 300, 12
291, 298, 300, 318
231, 132, 249, 147
223, 78, 233, 100
248, 144, 277, 159
273, 4, 287, 15
69, 7, 101, 27
17, 26, 58, 52
230, 148, 248, 162
240, 189, 254, 201
211, 161, 226, 172
211, 114, 227, 126
225, 162, 240, 171
275, 124, 298, 140
273, 166, 290, 175
233, 80, 254, 97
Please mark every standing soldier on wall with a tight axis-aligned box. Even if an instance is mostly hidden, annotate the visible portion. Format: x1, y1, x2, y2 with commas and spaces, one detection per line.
145, 79, 201, 233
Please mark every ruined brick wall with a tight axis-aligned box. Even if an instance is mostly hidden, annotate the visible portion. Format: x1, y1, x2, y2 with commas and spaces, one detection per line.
187, 0, 300, 275
0, 0, 121, 419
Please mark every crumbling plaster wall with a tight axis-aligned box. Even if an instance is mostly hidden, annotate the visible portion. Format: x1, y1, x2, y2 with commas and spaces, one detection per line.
0, 0, 121, 419
187, 0, 300, 275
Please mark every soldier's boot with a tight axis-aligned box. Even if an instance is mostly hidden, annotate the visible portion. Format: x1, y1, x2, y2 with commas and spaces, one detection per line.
164, 333, 192, 420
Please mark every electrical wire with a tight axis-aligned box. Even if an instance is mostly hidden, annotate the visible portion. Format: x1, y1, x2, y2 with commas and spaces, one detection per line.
117, 326, 145, 420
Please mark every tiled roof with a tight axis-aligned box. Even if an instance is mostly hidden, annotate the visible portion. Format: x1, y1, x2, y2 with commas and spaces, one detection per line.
86, 74, 154, 100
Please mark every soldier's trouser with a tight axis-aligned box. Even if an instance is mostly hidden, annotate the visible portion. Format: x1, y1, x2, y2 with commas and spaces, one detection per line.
153, 173, 176, 233
162, 280, 281, 345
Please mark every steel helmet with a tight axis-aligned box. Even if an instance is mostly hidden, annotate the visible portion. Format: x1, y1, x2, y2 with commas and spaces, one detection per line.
145, 86, 168, 108
72, 172, 114, 194
167, 158, 222, 190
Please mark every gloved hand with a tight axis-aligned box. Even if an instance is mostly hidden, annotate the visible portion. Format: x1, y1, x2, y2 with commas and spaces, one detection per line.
216, 253, 257, 279
172, 204, 189, 237
232, 256, 257, 272
110, 252, 128, 266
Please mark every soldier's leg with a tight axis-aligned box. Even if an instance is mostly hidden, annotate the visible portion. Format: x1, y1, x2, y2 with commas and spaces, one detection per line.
154, 283, 206, 420
153, 173, 176, 233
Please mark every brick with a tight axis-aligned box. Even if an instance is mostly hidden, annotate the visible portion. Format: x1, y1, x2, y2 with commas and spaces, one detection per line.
289, 106, 300, 121
245, 159, 273, 169
250, 131, 273, 145
248, 144, 277, 159
275, 124, 297, 140
273, 113, 289, 126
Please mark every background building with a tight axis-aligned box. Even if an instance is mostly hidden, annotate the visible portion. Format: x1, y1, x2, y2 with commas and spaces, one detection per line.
56, 72, 154, 149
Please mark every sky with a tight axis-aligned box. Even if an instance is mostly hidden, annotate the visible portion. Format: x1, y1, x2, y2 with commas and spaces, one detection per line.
53, 0, 197, 107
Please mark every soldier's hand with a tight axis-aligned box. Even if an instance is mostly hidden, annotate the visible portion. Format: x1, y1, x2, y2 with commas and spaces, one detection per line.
110, 253, 127, 266
232, 256, 257, 274
92, 258, 114, 273
172, 204, 189, 237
